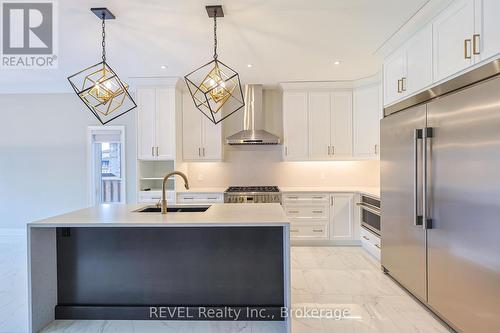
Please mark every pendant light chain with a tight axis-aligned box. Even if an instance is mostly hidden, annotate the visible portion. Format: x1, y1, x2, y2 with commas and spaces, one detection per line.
101, 14, 106, 62
213, 10, 218, 60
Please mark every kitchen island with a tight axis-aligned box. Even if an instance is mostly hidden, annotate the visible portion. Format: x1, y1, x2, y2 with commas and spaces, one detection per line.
27, 203, 290, 333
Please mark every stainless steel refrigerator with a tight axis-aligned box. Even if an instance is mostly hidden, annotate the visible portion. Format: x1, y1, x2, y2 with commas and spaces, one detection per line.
381, 62, 500, 333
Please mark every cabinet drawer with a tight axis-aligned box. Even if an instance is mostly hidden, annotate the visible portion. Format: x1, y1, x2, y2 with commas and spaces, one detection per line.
360, 227, 381, 260
177, 193, 223, 204
283, 193, 329, 205
138, 191, 174, 203
284, 205, 329, 219
290, 223, 329, 240
360, 227, 380, 246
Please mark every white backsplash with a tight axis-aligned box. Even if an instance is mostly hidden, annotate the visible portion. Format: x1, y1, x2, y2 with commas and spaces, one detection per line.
185, 145, 379, 188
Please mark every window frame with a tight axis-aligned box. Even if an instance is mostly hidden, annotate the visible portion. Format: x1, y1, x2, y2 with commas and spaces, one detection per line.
86, 126, 126, 206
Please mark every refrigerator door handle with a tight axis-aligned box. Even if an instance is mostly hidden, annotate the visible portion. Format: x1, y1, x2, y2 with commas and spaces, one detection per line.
414, 129, 423, 226
423, 127, 434, 229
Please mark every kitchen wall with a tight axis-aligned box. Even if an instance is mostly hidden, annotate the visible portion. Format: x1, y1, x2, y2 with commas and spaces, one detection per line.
184, 89, 380, 188
0, 93, 137, 230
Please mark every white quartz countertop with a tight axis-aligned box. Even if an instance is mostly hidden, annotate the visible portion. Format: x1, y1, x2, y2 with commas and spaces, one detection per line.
280, 186, 380, 198
28, 203, 289, 227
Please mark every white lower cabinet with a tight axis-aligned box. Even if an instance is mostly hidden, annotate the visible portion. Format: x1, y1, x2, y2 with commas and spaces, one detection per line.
283, 193, 330, 240
283, 192, 356, 243
330, 193, 355, 241
177, 192, 224, 204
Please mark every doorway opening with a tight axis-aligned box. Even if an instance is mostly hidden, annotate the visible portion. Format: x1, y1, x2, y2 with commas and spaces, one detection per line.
87, 126, 126, 205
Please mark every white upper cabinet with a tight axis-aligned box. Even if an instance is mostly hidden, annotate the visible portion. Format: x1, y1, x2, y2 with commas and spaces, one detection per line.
137, 88, 156, 160
433, 0, 475, 82
384, 25, 433, 106
308, 92, 331, 160
201, 113, 222, 160
405, 24, 433, 94
330, 91, 353, 160
353, 84, 381, 159
182, 93, 222, 161
383, 50, 405, 106
307, 91, 353, 160
155, 88, 175, 160
474, 0, 500, 62
137, 87, 175, 160
383, 0, 500, 106
283, 91, 309, 161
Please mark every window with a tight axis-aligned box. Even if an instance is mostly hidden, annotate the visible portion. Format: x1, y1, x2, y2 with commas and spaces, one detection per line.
87, 126, 126, 205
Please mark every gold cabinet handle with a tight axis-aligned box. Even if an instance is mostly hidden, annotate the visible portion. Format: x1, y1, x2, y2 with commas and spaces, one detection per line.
375, 244, 381, 249
328, 145, 331, 155
312, 196, 324, 199
464, 39, 472, 59
362, 236, 370, 240
290, 229, 299, 233
312, 229, 323, 233
312, 210, 323, 214
152, 147, 155, 157
198, 147, 201, 157
288, 210, 300, 214
331, 146, 335, 155
285, 146, 288, 156
374, 144, 378, 154
473, 34, 481, 55
401, 77, 407, 92
156, 147, 159, 156
397, 79, 402, 93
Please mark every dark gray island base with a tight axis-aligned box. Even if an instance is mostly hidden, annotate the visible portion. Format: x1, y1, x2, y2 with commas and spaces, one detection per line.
27, 203, 290, 333
55, 226, 285, 321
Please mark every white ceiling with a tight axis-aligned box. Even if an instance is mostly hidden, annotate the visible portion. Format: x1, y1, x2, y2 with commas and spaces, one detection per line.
0, 0, 431, 93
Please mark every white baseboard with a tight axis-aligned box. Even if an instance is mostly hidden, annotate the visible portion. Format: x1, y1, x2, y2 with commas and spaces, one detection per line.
0, 228, 26, 237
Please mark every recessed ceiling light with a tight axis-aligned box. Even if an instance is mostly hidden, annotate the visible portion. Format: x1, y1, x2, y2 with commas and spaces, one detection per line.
160, 65, 167, 69
247, 64, 253, 68
333, 61, 341, 65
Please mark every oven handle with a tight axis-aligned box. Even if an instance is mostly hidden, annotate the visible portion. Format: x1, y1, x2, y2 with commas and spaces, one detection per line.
356, 202, 381, 216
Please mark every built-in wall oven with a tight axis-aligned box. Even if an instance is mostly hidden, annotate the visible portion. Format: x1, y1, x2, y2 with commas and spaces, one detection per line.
357, 195, 381, 236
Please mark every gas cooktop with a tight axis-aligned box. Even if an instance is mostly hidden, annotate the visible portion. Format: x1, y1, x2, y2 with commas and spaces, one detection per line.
224, 186, 281, 204
225, 186, 280, 193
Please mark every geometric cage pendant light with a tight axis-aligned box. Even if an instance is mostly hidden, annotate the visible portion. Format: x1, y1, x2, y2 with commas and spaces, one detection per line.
184, 5, 245, 125
68, 8, 137, 125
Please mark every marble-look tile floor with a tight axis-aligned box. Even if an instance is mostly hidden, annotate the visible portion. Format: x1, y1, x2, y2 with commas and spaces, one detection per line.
0, 233, 451, 333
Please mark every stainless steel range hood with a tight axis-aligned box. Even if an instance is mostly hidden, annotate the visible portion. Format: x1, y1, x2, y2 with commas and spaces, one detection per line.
226, 84, 280, 145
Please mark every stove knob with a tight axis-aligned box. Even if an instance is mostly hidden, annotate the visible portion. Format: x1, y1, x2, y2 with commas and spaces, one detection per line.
239, 197, 244, 203
262, 196, 267, 203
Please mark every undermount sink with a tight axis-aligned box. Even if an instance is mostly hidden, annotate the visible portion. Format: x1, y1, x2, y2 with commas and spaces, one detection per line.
136, 206, 211, 213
